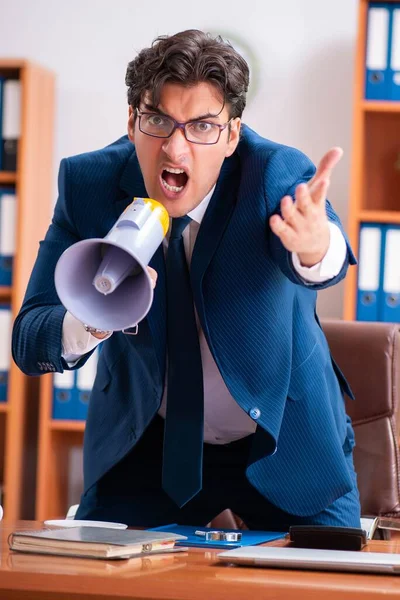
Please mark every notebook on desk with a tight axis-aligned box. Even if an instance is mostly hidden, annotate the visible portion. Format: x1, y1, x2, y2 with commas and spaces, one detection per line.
217, 546, 400, 575
8, 527, 187, 560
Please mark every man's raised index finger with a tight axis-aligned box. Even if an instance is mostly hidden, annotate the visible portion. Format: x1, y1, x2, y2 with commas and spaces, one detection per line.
309, 147, 343, 189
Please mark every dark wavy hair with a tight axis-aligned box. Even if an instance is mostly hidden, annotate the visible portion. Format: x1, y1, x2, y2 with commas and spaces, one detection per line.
125, 29, 249, 119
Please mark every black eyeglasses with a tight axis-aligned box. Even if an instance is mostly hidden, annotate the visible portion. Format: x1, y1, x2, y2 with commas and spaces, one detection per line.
136, 108, 232, 145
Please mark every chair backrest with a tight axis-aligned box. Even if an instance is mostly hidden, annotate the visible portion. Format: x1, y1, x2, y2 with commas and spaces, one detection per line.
322, 319, 400, 517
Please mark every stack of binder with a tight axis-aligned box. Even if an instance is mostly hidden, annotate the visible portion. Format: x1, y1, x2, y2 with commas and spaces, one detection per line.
357, 223, 400, 322
0, 188, 16, 286
365, 2, 400, 100
0, 305, 12, 402
52, 348, 100, 420
0, 79, 21, 171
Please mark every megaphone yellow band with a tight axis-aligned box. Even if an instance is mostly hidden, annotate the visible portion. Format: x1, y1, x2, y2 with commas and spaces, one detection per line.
136, 197, 169, 236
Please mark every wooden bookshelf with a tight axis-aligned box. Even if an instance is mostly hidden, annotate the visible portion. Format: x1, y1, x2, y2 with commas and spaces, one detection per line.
0, 173, 17, 185
36, 374, 85, 520
343, 0, 400, 320
36, 343, 98, 520
50, 420, 86, 433
0, 60, 55, 520
361, 100, 400, 112
0, 287, 11, 300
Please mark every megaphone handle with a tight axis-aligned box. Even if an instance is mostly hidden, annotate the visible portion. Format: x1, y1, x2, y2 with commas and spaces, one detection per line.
122, 325, 139, 336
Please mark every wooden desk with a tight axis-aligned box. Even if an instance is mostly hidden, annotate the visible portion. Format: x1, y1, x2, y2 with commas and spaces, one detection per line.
1, 521, 400, 600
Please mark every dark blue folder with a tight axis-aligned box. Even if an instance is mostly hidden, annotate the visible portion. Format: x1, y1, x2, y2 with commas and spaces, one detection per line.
149, 524, 287, 549
365, 3, 391, 100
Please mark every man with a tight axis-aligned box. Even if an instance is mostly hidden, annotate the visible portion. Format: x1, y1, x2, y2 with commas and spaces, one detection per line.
12, 29, 360, 529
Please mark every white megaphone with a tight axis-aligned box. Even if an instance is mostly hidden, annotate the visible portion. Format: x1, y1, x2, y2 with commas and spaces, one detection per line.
54, 197, 169, 332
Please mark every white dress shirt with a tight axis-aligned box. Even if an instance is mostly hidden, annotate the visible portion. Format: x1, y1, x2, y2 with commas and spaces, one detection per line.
62, 188, 347, 443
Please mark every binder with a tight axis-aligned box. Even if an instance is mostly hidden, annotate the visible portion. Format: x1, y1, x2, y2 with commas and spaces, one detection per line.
150, 524, 286, 549
0, 306, 12, 402
381, 225, 400, 322
389, 5, 400, 100
365, 3, 391, 100
52, 369, 76, 419
356, 223, 383, 321
75, 348, 99, 420
1, 80, 21, 172
0, 189, 16, 286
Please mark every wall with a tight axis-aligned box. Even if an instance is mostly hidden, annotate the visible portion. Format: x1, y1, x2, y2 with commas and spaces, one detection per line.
0, 0, 359, 317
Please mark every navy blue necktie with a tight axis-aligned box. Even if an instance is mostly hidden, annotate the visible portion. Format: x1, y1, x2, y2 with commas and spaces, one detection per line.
162, 216, 204, 507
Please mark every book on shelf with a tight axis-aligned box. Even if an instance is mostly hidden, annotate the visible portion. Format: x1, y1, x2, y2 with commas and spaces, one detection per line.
8, 527, 187, 560
1, 79, 21, 172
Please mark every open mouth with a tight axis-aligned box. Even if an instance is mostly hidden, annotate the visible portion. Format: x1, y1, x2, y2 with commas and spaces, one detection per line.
161, 167, 189, 194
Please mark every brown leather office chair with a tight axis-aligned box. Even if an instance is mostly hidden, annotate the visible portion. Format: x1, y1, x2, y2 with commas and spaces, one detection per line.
209, 319, 400, 529
323, 319, 400, 517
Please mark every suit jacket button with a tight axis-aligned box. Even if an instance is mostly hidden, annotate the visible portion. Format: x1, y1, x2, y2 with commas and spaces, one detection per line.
249, 408, 261, 420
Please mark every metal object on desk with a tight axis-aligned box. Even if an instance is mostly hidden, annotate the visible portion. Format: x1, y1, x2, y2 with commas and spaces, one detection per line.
195, 530, 242, 542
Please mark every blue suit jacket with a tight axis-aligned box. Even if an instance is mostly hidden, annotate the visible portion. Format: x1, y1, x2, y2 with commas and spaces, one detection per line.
12, 125, 357, 516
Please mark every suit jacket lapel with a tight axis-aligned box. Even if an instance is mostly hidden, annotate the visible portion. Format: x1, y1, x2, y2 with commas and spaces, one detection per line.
117, 145, 167, 388
115, 145, 148, 217
191, 153, 240, 334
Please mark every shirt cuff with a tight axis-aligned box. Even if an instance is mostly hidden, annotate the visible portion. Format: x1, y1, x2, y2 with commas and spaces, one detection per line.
291, 222, 347, 283
62, 311, 111, 365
